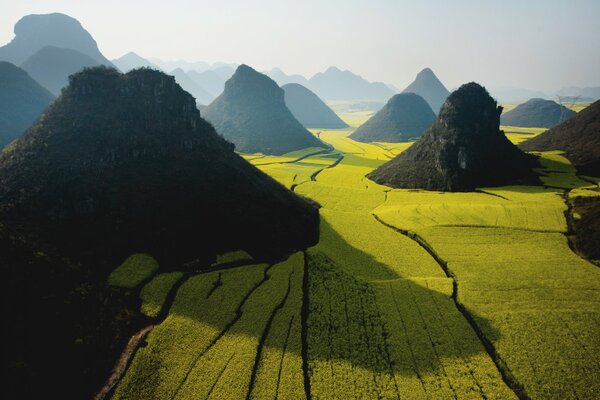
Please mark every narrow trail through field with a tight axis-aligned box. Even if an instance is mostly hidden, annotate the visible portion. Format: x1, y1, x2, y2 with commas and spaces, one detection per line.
371, 214, 529, 400
252, 147, 332, 166
301, 252, 312, 400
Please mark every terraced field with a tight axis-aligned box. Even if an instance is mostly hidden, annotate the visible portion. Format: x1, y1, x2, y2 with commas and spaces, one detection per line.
107, 112, 599, 399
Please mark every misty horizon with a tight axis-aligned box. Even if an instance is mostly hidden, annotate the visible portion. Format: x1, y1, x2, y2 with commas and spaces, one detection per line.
1, 0, 599, 94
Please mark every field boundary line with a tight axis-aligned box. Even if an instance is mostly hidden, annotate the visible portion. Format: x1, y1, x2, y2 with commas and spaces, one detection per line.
371, 213, 530, 400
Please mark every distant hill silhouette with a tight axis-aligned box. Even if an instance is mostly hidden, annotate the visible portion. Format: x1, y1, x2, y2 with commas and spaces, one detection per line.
307, 66, 396, 101
187, 69, 226, 98
0, 66, 319, 398
170, 68, 214, 105
282, 83, 348, 129
20, 46, 102, 95
350, 92, 435, 142
519, 100, 600, 176
0, 66, 319, 260
266, 68, 309, 86
555, 86, 600, 101
368, 82, 536, 191
0, 61, 54, 149
489, 87, 549, 103
0, 13, 113, 66
204, 64, 326, 154
402, 68, 450, 114
112, 51, 159, 72
501, 98, 576, 128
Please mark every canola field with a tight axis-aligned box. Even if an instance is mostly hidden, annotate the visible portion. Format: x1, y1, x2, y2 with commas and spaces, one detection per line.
111, 110, 599, 399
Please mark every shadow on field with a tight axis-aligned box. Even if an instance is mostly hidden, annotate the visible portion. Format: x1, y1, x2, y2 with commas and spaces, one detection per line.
128, 217, 503, 395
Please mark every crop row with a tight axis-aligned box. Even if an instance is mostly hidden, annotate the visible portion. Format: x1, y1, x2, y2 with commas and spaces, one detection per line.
114, 253, 306, 399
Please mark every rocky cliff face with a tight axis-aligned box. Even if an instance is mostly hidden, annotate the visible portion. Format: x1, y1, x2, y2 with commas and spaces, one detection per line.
368, 82, 537, 191
203, 64, 326, 154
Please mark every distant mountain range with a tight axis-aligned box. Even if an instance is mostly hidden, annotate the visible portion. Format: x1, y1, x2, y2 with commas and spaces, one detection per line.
112, 52, 159, 72
0, 13, 114, 95
0, 13, 113, 67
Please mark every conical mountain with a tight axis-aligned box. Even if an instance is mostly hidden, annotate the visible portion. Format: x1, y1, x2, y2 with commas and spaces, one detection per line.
402, 68, 450, 114
0, 13, 113, 66
368, 82, 536, 191
203, 64, 326, 154
519, 100, 600, 176
20, 46, 102, 95
0, 61, 54, 149
350, 92, 435, 142
0, 66, 319, 262
282, 83, 348, 129
112, 51, 159, 72
501, 98, 576, 128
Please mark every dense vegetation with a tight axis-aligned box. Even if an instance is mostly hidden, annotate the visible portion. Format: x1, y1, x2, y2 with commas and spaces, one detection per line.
0, 61, 54, 149
368, 82, 538, 191
520, 100, 600, 176
402, 68, 450, 114
0, 66, 319, 398
350, 92, 436, 142
501, 98, 576, 128
203, 64, 326, 154
282, 83, 348, 129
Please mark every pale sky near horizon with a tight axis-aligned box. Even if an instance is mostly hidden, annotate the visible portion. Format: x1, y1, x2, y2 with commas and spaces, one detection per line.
1, 0, 599, 93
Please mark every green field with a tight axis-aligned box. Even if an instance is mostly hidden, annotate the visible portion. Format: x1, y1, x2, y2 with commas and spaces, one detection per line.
111, 111, 600, 399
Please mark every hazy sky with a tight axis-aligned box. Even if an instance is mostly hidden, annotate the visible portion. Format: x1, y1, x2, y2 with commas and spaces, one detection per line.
1, 0, 599, 92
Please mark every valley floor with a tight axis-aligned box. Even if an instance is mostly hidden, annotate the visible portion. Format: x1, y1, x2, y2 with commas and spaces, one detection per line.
107, 116, 600, 399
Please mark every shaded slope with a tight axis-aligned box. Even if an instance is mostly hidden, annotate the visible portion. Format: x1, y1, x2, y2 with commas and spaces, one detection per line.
0, 12, 113, 66
282, 83, 348, 129
0, 61, 54, 149
501, 98, 576, 128
0, 66, 319, 263
519, 100, 600, 176
402, 68, 450, 114
350, 92, 435, 142
20, 45, 102, 95
204, 65, 326, 154
368, 82, 536, 191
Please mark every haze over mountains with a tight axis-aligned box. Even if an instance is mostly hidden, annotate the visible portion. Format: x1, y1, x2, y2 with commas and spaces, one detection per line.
0, 13, 113, 95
